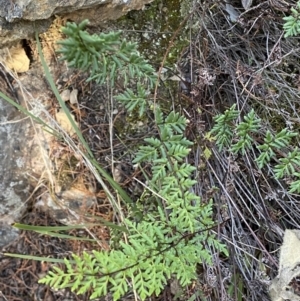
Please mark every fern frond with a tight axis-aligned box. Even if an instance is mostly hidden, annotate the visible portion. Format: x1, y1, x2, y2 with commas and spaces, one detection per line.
289, 172, 300, 193
162, 111, 187, 134
58, 20, 156, 86
133, 145, 158, 162
210, 105, 239, 150
37, 19, 228, 301
274, 148, 300, 178
230, 109, 260, 154
283, 3, 300, 37
115, 84, 149, 116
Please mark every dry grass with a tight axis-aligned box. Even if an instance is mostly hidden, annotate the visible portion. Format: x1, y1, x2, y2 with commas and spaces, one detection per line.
179, 1, 300, 300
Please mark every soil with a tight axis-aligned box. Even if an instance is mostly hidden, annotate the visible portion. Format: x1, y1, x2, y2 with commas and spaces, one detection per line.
1, 0, 300, 301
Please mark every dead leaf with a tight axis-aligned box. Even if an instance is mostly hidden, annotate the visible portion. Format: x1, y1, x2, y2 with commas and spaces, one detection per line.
70, 89, 78, 104
5, 43, 30, 73
203, 147, 212, 160
55, 109, 78, 136
269, 230, 300, 301
241, 0, 253, 10
60, 89, 71, 102
225, 4, 240, 22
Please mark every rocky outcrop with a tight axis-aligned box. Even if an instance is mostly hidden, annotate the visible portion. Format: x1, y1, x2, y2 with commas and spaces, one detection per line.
0, 0, 154, 249
0, 0, 153, 48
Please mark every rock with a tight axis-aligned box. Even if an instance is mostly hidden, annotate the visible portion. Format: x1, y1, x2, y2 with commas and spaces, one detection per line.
269, 229, 300, 301
0, 220, 19, 249
60, 89, 71, 102
0, 66, 52, 248
0, 0, 153, 248
0, 0, 154, 48
69, 89, 78, 105
35, 188, 96, 225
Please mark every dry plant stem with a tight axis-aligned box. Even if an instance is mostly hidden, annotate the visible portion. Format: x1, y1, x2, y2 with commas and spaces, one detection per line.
133, 177, 168, 202
136, 1, 300, 300
206, 158, 278, 267
84, 227, 109, 250
132, 280, 139, 301
107, 81, 128, 247
108, 82, 125, 224
219, 232, 267, 263
0, 116, 29, 125
213, 147, 288, 253
0, 61, 16, 92
61, 133, 125, 221
0, 291, 9, 301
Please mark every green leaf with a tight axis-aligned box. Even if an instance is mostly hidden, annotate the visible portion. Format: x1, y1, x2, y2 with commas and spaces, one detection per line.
32, 20, 228, 301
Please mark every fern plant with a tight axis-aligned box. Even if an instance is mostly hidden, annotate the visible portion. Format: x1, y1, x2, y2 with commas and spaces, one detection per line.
283, 1, 300, 37
256, 129, 297, 169
289, 172, 300, 193
230, 109, 261, 154
115, 83, 149, 117
209, 104, 239, 151
58, 19, 156, 88
38, 20, 227, 300
39, 109, 226, 300
210, 104, 300, 193
273, 148, 300, 178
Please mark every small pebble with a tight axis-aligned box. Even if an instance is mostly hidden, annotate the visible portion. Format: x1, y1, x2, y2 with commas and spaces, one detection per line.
60, 89, 70, 102
70, 89, 78, 104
